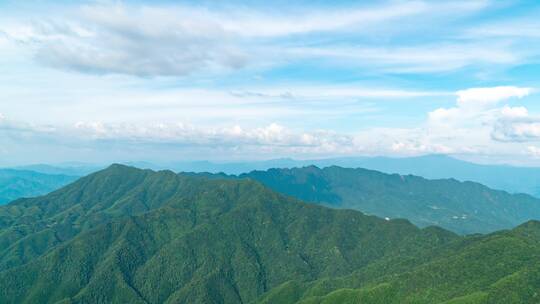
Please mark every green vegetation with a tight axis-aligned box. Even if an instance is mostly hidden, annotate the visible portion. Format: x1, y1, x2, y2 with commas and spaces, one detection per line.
262, 221, 540, 303
239, 166, 540, 234
0, 164, 539, 303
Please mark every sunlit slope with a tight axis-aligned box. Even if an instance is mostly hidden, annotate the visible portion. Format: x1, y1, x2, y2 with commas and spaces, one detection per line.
241, 166, 540, 234
0, 165, 454, 303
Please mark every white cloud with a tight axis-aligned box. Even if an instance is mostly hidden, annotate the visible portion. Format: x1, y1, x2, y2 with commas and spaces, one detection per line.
230, 86, 446, 100
0, 84, 537, 165
0, 1, 497, 76
0, 115, 361, 162
466, 19, 540, 39
456, 86, 531, 108
391, 141, 454, 155
428, 107, 462, 126
383, 86, 539, 161
0, 113, 55, 134
428, 86, 532, 127
1, 114, 472, 161
72, 121, 353, 150
418, 86, 540, 145
500, 106, 529, 118
3, 4, 248, 76
218, 1, 430, 37
288, 42, 520, 73
2, 75, 445, 126
3, 1, 540, 165
72, 1, 429, 41
528, 146, 540, 158
492, 117, 540, 142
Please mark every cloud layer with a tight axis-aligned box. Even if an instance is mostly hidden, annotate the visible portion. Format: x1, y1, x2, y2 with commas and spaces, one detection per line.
1, 85, 536, 165
0, 1, 524, 77
1, 1, 540, 165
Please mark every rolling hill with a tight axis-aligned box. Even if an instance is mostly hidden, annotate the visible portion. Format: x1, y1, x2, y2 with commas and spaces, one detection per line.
0, 165, 539, 303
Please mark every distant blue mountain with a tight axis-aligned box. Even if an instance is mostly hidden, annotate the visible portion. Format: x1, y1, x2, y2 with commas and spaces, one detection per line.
14, 164, 103, 176
313, 155, 540, 198
0, 169, 78, 205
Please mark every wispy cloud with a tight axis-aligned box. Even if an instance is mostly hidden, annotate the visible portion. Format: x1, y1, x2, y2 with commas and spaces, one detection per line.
466, 17, 540, 39
286, 42, 521, 73
0, 1, 499, 77
2, 1, 540, 165
0, 85, 534, 164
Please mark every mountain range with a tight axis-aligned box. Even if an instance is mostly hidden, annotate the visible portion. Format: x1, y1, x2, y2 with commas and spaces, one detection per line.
0, 169, 77, 205
0, 165, 539, 303
236, 166, 540, 234
11, 155, 540, 199
125, 155, 540, 199
5, 160, 540, 234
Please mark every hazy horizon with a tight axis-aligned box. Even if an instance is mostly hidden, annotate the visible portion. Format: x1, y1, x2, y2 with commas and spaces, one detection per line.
5, 153, 540, 170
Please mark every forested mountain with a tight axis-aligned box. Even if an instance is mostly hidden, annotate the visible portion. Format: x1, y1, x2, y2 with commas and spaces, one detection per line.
0, 165, 539, 303
261, 220, 540, 304
10, 154, 540, 203
234, 166, 540, 234
5, 162, 538, 234
0, 169, 77, 205
132, 155, 540, 198
321, 155, 540, 199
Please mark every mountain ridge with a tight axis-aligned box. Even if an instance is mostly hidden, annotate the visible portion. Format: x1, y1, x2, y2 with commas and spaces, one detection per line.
209, 165, 540, 234
1, 164, 540, 303
135, 154, 540, 198
0, 164, 458, 303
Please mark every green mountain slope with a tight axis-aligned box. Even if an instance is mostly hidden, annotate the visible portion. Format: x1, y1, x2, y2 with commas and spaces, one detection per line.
0, 169, 77, 205
260, 221, 540, 304
1, 165, 540, 304
0, 165, 456, 304
239, 166, 540, 234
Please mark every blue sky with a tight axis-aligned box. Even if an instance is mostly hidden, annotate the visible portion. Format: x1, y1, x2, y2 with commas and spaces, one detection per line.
1, 0, 540, 165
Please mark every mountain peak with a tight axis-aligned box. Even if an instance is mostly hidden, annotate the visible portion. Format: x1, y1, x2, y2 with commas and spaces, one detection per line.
106, 163, 139, 171
87, 163, 152, 180
515, 220, 540, 231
